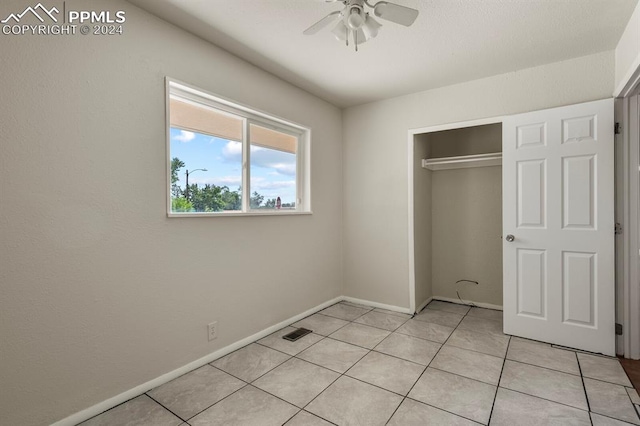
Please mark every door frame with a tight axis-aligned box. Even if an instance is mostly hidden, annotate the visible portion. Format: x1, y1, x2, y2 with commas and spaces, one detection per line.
615, 60, 640, 359
616, 85, 640, 359
407, 115, 505, 313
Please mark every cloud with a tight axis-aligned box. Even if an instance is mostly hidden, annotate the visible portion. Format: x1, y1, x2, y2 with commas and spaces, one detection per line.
251, 179, 295, 191
173, 130, 195, 143
222, 141, 242, 159
215, 176, 242, 186
221, 141, 296, 176
269, 163, 296, 176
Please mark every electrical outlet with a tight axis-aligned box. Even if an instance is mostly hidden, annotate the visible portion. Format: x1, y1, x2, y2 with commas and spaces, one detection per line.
207, 321, 218, 341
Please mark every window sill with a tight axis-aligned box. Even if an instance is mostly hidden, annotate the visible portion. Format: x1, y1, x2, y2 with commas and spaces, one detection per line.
167, 211, 313, 218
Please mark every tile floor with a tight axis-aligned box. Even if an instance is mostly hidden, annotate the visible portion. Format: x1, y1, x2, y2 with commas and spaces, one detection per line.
80, 301, 640, 426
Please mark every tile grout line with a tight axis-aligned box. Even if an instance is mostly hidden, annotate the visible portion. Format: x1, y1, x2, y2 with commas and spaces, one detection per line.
394, 304, 494, 425
298, 302, 469, 425
295, 311, 373, 426
621, 380, 640, 424
392, 303, 467, 424
426, 365, 500, 387
143, 393, 185, 422
379, 303, 444, 425
590, 411, 640, 426
487, 335, 512, 423
576, 350, 594, 425
445, 338, 509, 359
148, 380, 248, 423
498, 387, 594, 414
503, 357, 583, 378
402, 396, 488, 425
209, 350, 292, 385
77, 394, 169, 425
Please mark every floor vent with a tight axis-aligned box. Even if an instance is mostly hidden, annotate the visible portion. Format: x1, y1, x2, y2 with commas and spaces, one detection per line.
282, 328, 312, 341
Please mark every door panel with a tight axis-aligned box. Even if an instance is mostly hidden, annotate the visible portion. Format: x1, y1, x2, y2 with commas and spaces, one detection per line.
562, 251, 595, 326
516, 248, 547, 318
503, 98, 615, 355
562, 155, 595, 229
517, 160, 546, 227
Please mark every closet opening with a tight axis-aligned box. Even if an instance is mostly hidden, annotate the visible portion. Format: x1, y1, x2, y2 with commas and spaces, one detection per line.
410, 121, 503, 314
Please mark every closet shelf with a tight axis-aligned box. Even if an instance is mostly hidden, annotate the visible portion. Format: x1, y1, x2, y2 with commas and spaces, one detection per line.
422, 152, 502, 171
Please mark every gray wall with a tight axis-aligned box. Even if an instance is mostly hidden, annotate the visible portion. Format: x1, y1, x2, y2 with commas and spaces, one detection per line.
0, 1, 343, 425
431, 166, 503, 306
413, 134, 432, 308
343, 51, 615, 308
428, 124, 502, 158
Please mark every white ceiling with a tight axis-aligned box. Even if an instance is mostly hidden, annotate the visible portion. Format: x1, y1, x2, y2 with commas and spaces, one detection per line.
129, 0, 638, 107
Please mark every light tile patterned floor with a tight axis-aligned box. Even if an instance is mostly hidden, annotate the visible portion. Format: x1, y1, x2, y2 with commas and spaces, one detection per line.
80, 301, 640, 426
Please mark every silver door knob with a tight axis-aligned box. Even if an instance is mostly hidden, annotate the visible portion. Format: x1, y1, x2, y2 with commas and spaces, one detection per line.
505, 234, 515, 242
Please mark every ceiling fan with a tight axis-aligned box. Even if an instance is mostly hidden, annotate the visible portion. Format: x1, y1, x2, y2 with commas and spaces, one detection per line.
304, 0, 419, 51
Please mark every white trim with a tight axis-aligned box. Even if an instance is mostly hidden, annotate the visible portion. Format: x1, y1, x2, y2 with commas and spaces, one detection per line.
629, 90, 640, 359
432, 296, 504, 311
341, 296, 413, 314
165, 78, 173, 216
620, 88, 640, 360
407, 133, 416, 313
167, 211, 313, 218
615, 98, 625, 356
614, 55, 640, 98
416, 296, 433, 314
407, 115, 505, 322
50, 296, 342, 426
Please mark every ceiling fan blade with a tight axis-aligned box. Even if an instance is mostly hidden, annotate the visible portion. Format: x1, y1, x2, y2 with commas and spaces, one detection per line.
303, 10, 342, 35
373, 1, 419, 26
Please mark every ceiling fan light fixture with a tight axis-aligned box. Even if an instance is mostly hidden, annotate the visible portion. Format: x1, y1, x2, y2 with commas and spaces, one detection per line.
362, 13, 381, 40
331, 20, 348, 41
346, 6, 364, 30
303, 0, 419, 51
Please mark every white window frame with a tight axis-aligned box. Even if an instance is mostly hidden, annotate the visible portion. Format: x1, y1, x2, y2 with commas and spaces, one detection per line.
166, 78, 312, 217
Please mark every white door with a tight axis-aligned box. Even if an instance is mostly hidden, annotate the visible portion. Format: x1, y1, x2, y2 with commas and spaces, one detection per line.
503, 98, 615, 356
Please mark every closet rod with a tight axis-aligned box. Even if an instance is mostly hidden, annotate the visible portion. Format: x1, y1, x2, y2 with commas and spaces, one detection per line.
422, 152, 502, 171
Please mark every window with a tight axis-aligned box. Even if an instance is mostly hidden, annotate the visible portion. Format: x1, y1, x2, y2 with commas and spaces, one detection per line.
166, 79, 310, 216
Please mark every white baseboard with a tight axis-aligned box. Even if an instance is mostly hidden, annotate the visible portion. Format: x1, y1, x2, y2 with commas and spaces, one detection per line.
432, 296, 503, 311
51, 296, 342, 426
341, 296, 412, 314
415, 297, 433, 314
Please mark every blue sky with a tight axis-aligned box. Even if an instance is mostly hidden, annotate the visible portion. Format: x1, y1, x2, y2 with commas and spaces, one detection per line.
170, 128, 297, 204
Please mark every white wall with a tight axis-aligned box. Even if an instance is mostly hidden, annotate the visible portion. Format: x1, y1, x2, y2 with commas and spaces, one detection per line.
615, 0, 640, 94
0, 1, 343, 425
343, 51, 615, 308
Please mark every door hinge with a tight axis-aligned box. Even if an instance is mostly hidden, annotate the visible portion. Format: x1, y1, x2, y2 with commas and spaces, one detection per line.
615, 122, 621, 134
616, 323, 623, 335
615, 223, 623, 235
